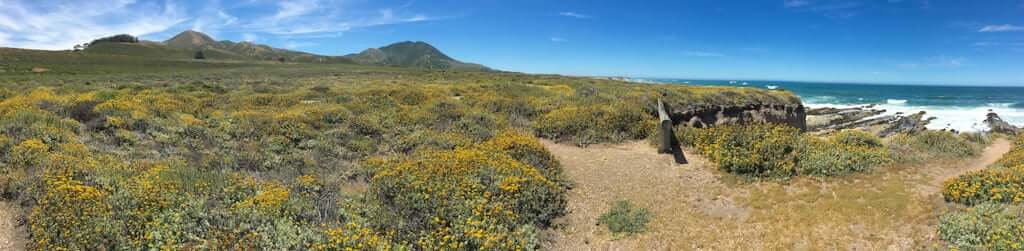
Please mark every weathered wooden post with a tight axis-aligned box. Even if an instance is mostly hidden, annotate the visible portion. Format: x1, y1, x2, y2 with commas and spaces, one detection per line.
658, 99, 687, 164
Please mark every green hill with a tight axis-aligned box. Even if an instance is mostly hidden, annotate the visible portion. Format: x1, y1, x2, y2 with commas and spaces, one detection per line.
346, 41, 490, 70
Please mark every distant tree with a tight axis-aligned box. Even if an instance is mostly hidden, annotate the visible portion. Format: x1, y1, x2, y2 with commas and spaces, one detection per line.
278, 57, 286, 63
89, 34, 139, 45
194, 51, 205, 60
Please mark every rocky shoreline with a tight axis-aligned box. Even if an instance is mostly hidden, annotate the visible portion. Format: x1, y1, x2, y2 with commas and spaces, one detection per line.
807, 104, 1021, 136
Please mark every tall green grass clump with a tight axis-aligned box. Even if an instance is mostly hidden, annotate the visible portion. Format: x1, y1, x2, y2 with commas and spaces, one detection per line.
888, 130, 983, 163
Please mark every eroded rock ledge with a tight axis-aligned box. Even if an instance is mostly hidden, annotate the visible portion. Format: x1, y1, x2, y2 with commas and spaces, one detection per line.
664, 104, 807, 131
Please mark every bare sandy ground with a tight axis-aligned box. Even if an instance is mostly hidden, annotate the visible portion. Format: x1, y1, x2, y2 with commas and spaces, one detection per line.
0, 202, 26, 251
540, 138, 1011, 250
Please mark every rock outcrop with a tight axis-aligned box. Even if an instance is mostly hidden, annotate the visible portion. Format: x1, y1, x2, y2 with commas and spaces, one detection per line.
806, 105, 933, 136
984, 111, 1020, 135
806, 105, 886, 131
665, 104, 807, 131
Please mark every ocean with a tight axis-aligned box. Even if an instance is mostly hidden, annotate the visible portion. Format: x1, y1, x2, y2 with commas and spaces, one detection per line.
634, 78, 1024, 132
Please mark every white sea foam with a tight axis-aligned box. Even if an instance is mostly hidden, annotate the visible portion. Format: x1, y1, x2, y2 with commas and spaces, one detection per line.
766, 85, 778, 90
886, 99, 907, 104
805, 100, 1024, 132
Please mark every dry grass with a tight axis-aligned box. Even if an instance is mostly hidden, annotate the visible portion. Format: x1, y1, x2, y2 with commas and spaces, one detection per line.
540, 138, 1012, 250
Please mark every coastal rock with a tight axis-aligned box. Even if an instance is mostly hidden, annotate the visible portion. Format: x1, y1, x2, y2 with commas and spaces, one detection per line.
879, 111, 932, 137
984, 112, 1020, 135
806, 105, 886, 131
806, 105, 933, 137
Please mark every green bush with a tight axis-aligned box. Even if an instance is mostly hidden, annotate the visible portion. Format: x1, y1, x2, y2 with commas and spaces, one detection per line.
797, 130, 891, 176
534, 102, 656, 146
598, 200, 652, 236
888, 130, 981, 161
938, 203, 1024, 250
680, 126, 891, 177
678, 123, 801, 178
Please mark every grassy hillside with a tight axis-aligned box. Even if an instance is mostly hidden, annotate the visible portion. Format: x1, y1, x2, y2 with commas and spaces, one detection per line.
0, 51, 799, 249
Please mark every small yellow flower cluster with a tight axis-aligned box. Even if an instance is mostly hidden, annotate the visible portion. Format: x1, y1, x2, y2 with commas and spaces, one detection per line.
9, 139, 49, 168
944, 134, 1024, 205
309, 222, 394, 250
235, 181, 291, 214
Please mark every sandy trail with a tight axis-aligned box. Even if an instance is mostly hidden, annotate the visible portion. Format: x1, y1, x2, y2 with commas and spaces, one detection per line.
935, 138, 1011, 183
0, 202, 26, 251
540, 138, 1012, 250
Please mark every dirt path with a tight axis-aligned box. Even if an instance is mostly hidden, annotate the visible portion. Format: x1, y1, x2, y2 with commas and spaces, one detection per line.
540, 139, 1012, 250
936, 138, 1011, 183
0, 202, 26, 250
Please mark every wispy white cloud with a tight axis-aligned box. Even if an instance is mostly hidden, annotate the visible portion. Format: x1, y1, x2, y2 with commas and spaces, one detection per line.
244, 3, 435, 35
0, 0, 438, 50
973, 42, 1000, 47
270, 0, 319, 22
681, 50, 727, 57
550, 37, 567, 42
783, 0, 811, 8
284, 41, 316, 49
979, 24, 1024, 32
0, 0, 187, 50
783, 0, 862, 18
559, 12, 591, 19
241, 33, 260, 42
897, 56, 966, 69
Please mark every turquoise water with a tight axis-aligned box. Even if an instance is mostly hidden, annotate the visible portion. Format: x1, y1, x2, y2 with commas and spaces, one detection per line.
635, 78, 1024, 132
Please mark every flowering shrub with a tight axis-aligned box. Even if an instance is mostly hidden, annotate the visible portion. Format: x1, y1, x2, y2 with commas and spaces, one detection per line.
535, 102, 657, 146
678, 123, 802, 177
944, 134, 1024, 205
0, 65, 796, 248
680, 126, 890, 177
369, 147, 566, 249
939, 135, 1024, 249
938, 203, 1024, 250
482, 130, 564, 183
797, 130, 891, 176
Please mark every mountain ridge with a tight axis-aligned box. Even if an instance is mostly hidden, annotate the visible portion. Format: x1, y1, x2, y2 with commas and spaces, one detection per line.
82, 30, 489, 70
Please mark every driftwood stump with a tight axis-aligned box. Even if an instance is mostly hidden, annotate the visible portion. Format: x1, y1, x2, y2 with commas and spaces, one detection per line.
657, 99, 687, 164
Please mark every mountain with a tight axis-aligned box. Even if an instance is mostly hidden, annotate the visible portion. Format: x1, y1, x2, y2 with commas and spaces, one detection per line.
345, 41, 489, 71
164, 30, 216, 49
81, 30, 489, 70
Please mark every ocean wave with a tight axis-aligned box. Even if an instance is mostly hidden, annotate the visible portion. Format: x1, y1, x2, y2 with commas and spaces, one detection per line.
1012, 102, 1024, 109
806, 102, 1024, 132
801, 95, 837, 104
766, 85, 778, 90
886, 99, 907, 105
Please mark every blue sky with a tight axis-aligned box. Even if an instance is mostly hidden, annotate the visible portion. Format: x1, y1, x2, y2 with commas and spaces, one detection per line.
1, 0, 1022, 85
